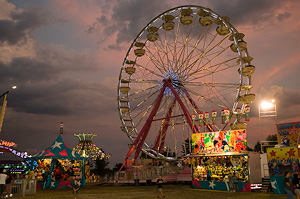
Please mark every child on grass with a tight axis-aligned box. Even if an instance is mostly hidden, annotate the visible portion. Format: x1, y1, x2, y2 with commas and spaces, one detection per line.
73, 179, 80, 199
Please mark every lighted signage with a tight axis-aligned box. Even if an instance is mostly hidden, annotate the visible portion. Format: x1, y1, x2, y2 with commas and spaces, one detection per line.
192, 129, 247, 153
277, 122, 300, 147
0, 139, 15, 147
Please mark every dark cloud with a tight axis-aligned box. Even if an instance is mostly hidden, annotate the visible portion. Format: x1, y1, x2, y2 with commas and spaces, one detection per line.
0, 6, 50, 45
88, 0, 171, 46
208, 0, 295, 27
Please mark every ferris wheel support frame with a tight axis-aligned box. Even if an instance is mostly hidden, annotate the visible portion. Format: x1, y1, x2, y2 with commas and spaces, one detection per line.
183, 89, 215, 132
121, 79, 202, 170
152, 98, 176, 153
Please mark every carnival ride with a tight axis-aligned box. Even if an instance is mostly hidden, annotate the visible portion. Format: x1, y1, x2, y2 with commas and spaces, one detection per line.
118, 5, 255, 168
72, 133, 109, 160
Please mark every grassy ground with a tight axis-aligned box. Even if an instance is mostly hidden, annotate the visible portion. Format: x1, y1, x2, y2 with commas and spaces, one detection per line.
12, 184, 288, 199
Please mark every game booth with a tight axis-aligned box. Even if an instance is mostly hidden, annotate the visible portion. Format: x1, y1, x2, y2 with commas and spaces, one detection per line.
27, 135, 86, 189
190, 129, 251, 192
266, 121, 300, 194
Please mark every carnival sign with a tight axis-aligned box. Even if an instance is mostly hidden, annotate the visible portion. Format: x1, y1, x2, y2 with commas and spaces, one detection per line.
192, 129, 247, 153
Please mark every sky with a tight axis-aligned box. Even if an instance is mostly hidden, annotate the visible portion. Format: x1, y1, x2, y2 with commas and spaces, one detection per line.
1, 0, 300, 168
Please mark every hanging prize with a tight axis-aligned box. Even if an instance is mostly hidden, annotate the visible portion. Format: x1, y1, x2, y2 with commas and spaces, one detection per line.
205, 112, 209, 126
212, 110, 217, 125
245, 106, 250, 121
199, 112, 204, 127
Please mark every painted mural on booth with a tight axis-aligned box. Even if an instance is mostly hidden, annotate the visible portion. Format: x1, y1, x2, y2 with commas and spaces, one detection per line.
192, 130, 247, 153
277, 122, 300, 147
267, 147, 299, 176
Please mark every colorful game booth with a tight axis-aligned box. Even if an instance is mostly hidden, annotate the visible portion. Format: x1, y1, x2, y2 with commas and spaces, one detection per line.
27, 135, 86, 189
190, 129, 251, 192
266, 121, 300, 194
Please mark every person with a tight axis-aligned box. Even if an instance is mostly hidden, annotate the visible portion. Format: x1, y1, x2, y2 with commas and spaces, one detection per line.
284, 171, 294, 199
73, 179, 80, 199
232, 172, 238, 192
5, 172, 13, 198
293, 173, 300, 199
156, 176, 165, 198
228, 173, 234, 192
206, 167, 211, 181
0, 169, 8, 198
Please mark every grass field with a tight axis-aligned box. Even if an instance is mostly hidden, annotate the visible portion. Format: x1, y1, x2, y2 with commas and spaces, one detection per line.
12, 184, 288, 199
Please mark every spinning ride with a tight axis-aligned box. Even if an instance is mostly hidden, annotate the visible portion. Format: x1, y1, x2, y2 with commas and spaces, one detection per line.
73, 133, 109, 160
118, 5, 255, 165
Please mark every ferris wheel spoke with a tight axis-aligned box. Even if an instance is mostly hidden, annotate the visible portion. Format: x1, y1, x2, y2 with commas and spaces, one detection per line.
182, 34, 231, 76
173, 17, 198, 74
174, 28, 211, 76
187, 58, 239, 82
143, 45, 169, 75
127, 79, 162, 84
186, 82, 240, 88
135, 62, 164, 79
120, 84, 161, 102
182, 85, 229, 109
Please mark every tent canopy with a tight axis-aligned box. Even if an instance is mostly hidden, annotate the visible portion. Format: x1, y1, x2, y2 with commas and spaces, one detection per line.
29, 135, 83, 160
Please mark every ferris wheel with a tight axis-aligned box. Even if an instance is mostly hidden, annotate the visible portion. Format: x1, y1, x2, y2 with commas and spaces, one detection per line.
117, 5, 255, 163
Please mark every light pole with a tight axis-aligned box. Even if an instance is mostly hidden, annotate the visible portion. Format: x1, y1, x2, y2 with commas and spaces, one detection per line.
0, 85, 17, 134
258, 99, 277, 152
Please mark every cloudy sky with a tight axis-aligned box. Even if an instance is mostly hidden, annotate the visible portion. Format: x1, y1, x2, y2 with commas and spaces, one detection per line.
1, 0, 300, 167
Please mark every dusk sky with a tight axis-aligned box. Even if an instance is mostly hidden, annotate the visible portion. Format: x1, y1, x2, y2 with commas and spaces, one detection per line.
1, 0, 300, 167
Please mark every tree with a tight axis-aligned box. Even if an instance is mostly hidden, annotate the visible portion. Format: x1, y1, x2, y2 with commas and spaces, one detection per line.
181, 138, 191, 155
254, 141, 261, 152
266, 134, 278, 142
113, 163, 124, 172
92, 158, 112, 176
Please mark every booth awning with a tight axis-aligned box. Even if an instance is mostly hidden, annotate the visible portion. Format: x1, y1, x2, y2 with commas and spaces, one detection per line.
29, 135, 83, 160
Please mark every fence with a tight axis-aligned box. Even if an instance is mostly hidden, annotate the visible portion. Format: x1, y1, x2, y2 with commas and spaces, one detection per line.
10, 179, 36, 197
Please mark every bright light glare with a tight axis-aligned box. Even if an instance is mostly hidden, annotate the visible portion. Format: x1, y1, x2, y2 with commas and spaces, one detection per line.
261, 101, 275, 109
11, 85, 17, 89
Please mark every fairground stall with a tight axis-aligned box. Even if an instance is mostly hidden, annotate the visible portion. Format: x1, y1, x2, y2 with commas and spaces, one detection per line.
27, 135, 86, 189
266, 121, 300, 194
190, 129, 253, 192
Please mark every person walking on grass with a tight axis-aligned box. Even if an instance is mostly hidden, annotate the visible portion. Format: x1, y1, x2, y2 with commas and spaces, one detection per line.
5, 172, 13, 198
73, 179, 80, 199
293, 172, 300, 199
0, 169, 8, 198
156, 176, 165, 198
284, 171, 294, 199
